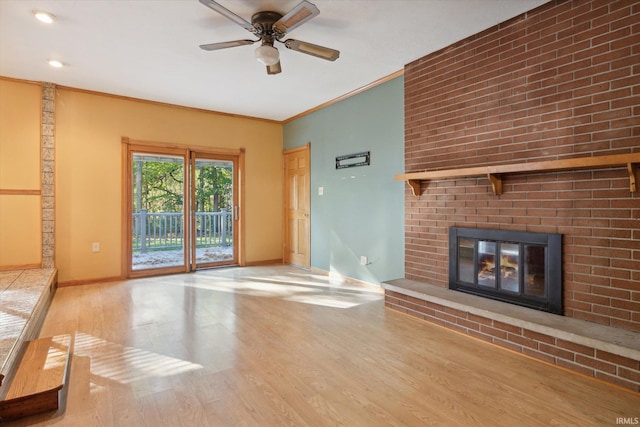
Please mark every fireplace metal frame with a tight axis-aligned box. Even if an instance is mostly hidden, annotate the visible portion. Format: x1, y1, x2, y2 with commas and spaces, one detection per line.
448, 227, 562, 315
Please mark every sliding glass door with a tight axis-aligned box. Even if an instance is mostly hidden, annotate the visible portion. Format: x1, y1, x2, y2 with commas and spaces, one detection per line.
191, 154, 238, 269
126, 143, 241, 277
130, 150, 188, 275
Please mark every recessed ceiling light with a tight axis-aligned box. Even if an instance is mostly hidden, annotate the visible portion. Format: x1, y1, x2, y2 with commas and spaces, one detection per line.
48, 59, 64, 68
33, 10, 55, 24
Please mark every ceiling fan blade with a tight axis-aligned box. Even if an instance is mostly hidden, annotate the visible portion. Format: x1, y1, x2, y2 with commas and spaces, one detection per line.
284, 39, 339, 61
267, 61, 282, 75
199, 39, 256, 51
199, 0, 255, 33
274, 1, 320, 35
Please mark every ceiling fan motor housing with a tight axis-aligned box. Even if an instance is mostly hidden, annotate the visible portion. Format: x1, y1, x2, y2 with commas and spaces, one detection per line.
252, 11, 283, 43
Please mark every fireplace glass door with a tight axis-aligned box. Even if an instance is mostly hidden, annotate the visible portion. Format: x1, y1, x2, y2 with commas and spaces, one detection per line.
499, 243, 519, 293
477, 241, 497, 289
449, 227, 562, 314
524, 245, 546, 297
475, 241, 521, 292
457, 238, 475, 284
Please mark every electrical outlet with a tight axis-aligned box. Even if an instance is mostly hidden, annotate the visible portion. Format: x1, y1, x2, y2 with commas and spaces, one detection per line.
360, 256, 368, 266
92, 242, 100, 253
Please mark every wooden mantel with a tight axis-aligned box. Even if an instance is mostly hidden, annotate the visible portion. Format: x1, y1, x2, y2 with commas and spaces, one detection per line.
395, 153, 640, 197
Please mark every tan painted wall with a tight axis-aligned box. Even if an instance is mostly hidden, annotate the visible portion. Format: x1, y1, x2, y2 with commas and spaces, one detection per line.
0, 79, 42, 267
55, 88, 283, 283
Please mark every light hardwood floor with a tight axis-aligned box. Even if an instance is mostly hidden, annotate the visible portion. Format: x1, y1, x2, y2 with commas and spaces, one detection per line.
8, 266, 639, 426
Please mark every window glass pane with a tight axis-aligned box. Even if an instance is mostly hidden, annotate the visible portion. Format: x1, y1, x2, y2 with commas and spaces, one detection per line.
132, 154, 185, 270
194, 158, 234, 266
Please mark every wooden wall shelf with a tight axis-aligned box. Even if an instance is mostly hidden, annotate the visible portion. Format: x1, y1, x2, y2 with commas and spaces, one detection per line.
395, 153, 640, 196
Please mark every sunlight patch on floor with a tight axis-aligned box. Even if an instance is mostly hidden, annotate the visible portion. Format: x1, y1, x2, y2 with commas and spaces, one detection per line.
283, 292, 381, 308
181, 268, 384, 308
73, 332, 203, 386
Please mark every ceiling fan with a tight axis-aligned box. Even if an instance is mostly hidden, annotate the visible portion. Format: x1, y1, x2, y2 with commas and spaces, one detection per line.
199, 0, 340, 75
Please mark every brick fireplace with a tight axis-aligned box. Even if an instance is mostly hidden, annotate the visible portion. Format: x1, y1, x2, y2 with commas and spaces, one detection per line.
384, 0, 640, 391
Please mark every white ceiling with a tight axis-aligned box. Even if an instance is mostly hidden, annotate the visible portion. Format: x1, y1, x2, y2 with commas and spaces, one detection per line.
0, 0, 549, 122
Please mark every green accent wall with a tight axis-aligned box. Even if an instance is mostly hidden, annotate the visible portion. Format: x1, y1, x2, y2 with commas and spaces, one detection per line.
283, 76, 404, 284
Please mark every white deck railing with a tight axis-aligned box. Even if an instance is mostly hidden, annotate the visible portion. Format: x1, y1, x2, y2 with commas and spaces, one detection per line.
132, 210, 232, 253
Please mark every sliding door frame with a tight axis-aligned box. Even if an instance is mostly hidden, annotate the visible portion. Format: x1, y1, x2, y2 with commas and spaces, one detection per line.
124, 142, 190, 278
122, 137, 245, 278
190, 151, 241, 270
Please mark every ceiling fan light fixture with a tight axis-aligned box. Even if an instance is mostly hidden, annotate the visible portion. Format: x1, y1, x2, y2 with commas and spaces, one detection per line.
255, 44, 279, 66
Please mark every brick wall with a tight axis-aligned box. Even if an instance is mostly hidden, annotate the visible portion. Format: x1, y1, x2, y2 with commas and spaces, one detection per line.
403, 0, 640, 332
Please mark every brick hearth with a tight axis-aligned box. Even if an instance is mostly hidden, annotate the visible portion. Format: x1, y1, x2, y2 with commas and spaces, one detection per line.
383, 279, 640, 392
